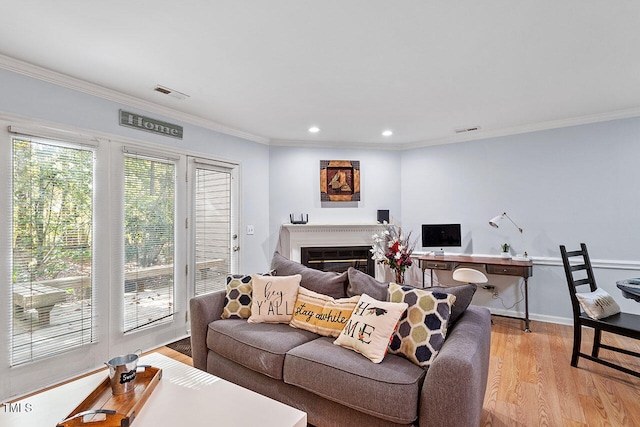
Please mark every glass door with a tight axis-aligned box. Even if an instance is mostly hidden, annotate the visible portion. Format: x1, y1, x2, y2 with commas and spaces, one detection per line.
189, 158, 239, 297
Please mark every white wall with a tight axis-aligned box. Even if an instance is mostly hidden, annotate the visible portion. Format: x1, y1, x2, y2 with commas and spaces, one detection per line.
401, 118, 640, 322
267, 119, 640, 323
0, 68, 271, 272
0, 68, 273, 399
268, 146, 402, 253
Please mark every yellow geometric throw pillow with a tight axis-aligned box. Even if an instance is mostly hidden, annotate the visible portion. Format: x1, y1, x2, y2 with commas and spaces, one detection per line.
333, 293, 408, 363
221, 274, 254, 319
289, 287, 360, 337
387, 283, 456, 367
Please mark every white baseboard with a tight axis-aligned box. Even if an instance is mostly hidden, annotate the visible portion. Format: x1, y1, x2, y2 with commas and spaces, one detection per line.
483, 306, 573, 327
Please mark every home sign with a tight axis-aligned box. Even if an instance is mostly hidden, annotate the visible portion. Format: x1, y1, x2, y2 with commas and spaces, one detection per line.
119, 110, 183, 139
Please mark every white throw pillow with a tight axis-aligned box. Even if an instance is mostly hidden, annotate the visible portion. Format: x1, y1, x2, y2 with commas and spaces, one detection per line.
575, 288, 620, 320
333, 293, 408, 363
248, 274, 301, 323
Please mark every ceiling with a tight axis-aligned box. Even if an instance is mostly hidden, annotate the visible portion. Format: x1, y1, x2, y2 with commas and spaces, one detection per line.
1, 1, 639, 148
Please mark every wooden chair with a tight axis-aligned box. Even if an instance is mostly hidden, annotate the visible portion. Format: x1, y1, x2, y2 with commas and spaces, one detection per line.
559, 243, 640, 378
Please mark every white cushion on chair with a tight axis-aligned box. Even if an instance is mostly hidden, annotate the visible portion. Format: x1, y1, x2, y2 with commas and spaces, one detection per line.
452, 267, 488, 284
575, 288, 621, 320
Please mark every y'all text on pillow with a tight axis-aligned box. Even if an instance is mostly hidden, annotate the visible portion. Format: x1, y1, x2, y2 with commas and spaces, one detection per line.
254, 280, 294, 316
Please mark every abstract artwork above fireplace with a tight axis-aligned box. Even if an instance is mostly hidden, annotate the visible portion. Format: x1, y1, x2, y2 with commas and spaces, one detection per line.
320, 160, 360, 202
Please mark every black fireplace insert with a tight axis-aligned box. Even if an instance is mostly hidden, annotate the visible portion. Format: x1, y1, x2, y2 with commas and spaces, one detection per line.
301, 246, 374, 277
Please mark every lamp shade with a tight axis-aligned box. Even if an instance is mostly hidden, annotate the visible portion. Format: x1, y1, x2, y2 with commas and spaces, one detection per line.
489, 214, 504, 228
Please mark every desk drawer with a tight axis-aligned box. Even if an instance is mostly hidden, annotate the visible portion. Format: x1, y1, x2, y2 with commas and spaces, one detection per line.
487, 264, 528, 277
422, 261, 453, 270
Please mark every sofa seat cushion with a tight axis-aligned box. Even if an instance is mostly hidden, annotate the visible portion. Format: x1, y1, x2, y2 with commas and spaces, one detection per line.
207, 319, 320, 379
283, 337, 426, 424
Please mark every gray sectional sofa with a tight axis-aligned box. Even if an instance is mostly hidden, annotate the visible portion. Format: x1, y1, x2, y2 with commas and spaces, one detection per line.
190, 254, 491, 427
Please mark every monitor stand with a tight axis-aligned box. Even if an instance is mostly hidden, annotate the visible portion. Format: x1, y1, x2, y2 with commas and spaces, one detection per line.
433, 249, 445, 256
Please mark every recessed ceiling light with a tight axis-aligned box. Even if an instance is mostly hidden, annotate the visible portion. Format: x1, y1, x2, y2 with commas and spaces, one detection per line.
308, 126, 320, 133
382, 130, 393, 137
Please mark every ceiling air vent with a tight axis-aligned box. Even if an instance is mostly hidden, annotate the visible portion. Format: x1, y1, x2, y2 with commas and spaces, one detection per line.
153, 85, 190, 100
454, 126, 481, 134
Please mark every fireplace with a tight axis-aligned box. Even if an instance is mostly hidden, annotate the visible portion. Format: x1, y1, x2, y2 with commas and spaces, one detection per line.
301, 246, 375, 276
276, 223, 386, 280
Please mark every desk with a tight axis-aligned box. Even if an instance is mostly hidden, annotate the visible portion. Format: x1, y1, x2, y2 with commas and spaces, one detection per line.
417, 254, 534, 332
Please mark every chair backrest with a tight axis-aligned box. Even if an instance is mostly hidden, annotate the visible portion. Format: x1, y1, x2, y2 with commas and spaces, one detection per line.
452, 267, 488, 284
559, 243, 598, 318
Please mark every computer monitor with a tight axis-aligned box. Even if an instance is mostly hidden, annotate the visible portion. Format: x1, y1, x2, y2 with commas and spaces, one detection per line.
421, 224, 462, 249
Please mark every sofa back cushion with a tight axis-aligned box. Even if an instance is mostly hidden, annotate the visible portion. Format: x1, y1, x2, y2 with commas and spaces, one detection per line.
346, 267, 388, 301
271, 252, 348, 298
429, 283, 477, 325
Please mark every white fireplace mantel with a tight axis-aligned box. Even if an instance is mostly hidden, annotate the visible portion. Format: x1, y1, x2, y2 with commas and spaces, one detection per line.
277, 223, 384, 263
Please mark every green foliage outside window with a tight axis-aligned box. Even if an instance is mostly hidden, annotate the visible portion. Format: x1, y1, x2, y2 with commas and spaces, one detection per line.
12, 139, 93, 283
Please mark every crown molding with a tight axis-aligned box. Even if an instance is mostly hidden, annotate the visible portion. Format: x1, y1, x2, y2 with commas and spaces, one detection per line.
2, 54, 639, 151
256, 105, 640, 151
0, 54, 270, 145
401, 107, 640, 150
269, 138, 400, 151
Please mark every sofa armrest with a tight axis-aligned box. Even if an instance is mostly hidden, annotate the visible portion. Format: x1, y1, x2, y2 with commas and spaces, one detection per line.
189, 290, 225, 370
419, 305, 491, 427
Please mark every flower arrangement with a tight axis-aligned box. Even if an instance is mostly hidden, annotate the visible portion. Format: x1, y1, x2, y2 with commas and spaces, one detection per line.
370, 223, 416, 284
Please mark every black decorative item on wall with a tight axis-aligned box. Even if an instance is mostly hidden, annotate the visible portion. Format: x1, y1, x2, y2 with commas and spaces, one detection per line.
377, 210, 389, 223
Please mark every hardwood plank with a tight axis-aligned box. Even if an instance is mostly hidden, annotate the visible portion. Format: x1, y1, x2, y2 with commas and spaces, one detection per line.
479, 316, 640, 426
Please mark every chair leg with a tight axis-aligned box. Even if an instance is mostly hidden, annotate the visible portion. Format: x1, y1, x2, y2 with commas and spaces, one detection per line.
571, 324, 582, 367
592, 328, 602, 358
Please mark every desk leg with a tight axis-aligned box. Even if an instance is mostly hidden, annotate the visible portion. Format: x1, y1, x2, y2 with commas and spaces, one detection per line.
524, 278, 531, 333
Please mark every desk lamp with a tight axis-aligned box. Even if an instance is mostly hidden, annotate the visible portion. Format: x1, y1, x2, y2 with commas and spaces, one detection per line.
489, 212, 529, 261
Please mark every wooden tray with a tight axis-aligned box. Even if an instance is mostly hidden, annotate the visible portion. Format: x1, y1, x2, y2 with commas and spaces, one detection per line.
57, 365, 162, 427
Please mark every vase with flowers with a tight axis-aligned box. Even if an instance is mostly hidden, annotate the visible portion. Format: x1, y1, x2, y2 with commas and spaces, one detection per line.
370, 222, 417, 284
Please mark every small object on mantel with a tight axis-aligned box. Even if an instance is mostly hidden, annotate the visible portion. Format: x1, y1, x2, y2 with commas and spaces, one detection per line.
290, 214, 308, 224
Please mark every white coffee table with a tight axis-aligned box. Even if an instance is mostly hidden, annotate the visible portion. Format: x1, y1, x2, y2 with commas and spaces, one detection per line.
1, 352, 307, 426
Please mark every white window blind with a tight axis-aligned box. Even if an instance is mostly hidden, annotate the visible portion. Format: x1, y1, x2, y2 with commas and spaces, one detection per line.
123, 155, 175, 333
11, 136, 95, 365
194, 166, 232, 296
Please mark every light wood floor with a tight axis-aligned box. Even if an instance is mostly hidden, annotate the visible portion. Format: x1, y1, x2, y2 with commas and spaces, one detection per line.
481, 316, 640, 427
160, 316, 640, 426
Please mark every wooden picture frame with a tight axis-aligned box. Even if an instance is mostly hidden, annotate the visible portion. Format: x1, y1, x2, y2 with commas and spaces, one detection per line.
320, 160, 360, 202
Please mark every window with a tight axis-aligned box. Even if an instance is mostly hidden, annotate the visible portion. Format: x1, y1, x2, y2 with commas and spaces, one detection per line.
2, 122, 240, 400
11, 136, 95, 365
123, 154, 176, 333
